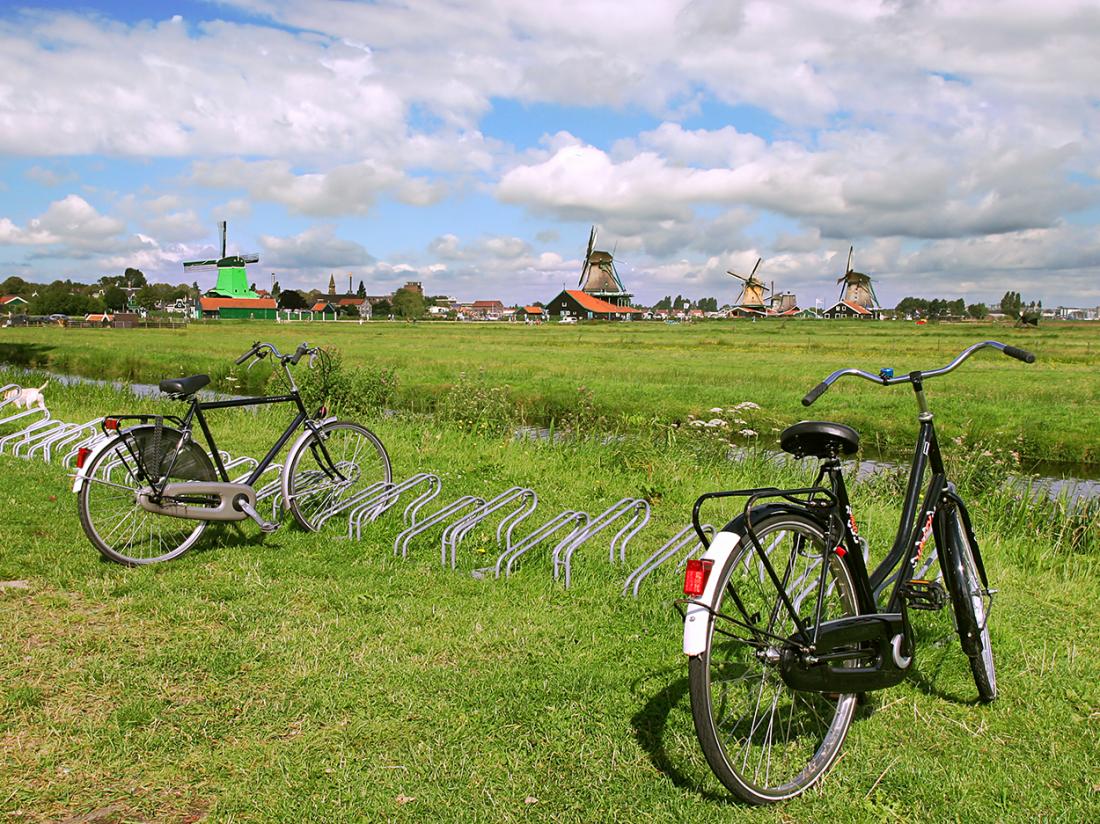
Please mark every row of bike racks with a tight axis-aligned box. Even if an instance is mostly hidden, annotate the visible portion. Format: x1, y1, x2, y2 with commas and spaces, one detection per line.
1, 383, 737, 595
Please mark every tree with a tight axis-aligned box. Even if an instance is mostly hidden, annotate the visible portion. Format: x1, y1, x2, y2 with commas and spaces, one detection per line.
278, 289, 308, 310
967, 303, 989, 320
1000, 291, 1022, 316
271, 280, 281, 301
698, 296, 718, 312
135, 285, 162, 311
391, 286, 425, 319
371, 299, 392, 318
0, 276, 31, 296
29, 283, 102, 316
654, 295, 672, 310
123, 267, 147, 288
103, 286, 128, 311
357, 280, 366, 298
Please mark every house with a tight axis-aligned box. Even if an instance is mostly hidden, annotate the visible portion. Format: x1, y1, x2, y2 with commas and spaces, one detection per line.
310, 300, 341, 318
200, 296, 278, 320
823, 300, 882, 320
516, 305, 545, 322
468, 299, 506, 320
1, 295, 29, 312
546, 289, 644, 321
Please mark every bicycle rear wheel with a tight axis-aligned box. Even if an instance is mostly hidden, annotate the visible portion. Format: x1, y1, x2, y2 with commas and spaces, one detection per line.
283, 420, 391, 531
77, 427, 215, 565
945, 508, 996, 701
688, 511, 860, 804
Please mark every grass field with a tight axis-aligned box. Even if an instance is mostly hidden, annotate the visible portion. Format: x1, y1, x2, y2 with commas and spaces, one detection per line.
1, 319, 1097, 467
1, 362, 1098, 822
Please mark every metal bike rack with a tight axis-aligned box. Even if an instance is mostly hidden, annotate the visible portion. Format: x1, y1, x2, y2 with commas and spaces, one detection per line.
623, 522, 714, 597
489, 509, 590, 578
11, 418, 69, 458
553, 497, 651, 588
0, 410, 54, 454
393, 495, 486, 560
440, 486, 538, 569
348, 473, 442, 539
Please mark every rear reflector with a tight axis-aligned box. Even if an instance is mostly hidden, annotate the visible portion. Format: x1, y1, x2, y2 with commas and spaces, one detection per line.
76, 447, 92, 468
104, 417, 119, 430
683, 558, 714, 597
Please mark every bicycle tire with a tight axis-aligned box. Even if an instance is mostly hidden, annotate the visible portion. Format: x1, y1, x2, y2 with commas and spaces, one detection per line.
283, 420, 392, 532
77, 428, 215, 565
945, 508, 997, 702
688, 510, 861, 804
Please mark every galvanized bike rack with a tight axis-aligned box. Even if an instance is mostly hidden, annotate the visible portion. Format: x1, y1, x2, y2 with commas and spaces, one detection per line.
489, 509, 590, 579
347, 473, 442, 539
622, 522, 714, 597
440, 486, 538, 569
393, 495, 486, 560
553, 497, 651, 588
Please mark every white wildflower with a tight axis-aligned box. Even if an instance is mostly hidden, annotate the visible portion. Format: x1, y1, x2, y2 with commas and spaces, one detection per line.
690, 420, 706, 427
707, 418, 727, 427
709, 407, 724, 414
739, 428, 758, 437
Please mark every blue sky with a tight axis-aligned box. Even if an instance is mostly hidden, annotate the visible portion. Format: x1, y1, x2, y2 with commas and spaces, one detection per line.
1, 0, 1098, 307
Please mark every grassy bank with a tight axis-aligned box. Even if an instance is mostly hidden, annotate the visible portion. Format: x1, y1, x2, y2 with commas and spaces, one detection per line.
2, 320, 1095, 466
1, 375, 1097, 822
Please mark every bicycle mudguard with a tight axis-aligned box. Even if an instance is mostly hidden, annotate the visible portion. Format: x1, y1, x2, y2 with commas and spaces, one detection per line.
683, 503, 827, 656
70, 433, 116, 493
944, 490, 988, 589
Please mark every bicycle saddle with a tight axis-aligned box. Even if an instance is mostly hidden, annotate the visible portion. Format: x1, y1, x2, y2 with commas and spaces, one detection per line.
158, 374, 210, 397
780, 420, 860, 459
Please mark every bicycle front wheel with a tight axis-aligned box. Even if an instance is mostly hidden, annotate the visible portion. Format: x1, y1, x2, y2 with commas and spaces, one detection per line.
283, 420, 391, 531
688, 511, 861, 804
946, 508, 997, 702
77, 428, 215, 565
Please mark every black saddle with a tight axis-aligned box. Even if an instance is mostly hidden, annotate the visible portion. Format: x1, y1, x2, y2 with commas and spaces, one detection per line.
780, 420, 860, 459
159, 374, 210, 398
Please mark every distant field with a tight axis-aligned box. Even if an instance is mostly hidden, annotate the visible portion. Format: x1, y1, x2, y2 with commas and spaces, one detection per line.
1, 319, 1096, 466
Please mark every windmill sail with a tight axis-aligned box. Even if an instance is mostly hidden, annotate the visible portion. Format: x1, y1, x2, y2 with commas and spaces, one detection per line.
183, 220, 261, 298
577, 225, 631, 306
836, 246, 879, 309
728, 258, 770, 309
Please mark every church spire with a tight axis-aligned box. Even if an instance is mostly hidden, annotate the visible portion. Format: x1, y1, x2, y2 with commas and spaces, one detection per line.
328, 273, 336, 296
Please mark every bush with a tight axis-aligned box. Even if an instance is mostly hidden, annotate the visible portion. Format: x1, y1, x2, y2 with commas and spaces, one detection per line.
266, 347, 397, 418
436, 370, 516, 435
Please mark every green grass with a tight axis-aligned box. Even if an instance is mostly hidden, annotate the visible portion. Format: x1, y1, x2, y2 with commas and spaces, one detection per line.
2, 319, 1097, 466
1, 372, 1098, 822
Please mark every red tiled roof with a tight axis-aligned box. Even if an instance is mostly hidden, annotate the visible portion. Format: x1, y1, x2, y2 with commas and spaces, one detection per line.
472, 300, 504, 308
565, 290, 643, 314
1, 295, 28, 304
337, 297, 365, 306
311, 301, 338, 312
523, 305, 544, 314
200, 297, 277, 310
829, 300, 871, 315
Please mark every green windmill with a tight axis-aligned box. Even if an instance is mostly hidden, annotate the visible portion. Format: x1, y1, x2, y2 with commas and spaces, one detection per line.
183, 221, 260, 298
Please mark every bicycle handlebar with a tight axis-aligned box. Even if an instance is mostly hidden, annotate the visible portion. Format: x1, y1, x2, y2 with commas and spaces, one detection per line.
801, 340, 1036, 406
234, 341, 315, 366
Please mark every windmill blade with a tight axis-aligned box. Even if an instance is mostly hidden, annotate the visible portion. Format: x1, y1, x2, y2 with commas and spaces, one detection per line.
220, 221, 228, 259
585, 226, 596, 262
846, 245, 854, 274
750, 257, 762, 279
183, 259, 218, 270
726, 270, 749, 283
240, 253, 260, 264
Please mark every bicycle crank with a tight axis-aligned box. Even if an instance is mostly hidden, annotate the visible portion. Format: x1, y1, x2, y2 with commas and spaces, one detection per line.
137, 481, 258, 522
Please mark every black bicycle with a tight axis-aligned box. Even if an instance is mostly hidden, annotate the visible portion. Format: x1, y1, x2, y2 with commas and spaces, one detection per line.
73, 341, 391, 565
680, 340, 1035, 804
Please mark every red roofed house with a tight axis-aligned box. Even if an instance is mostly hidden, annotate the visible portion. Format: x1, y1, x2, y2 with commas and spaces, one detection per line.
1, 295, 29, 313
516, 305, 544, 322
467, 299, 505, 320
546, 290, 644, 321
200, 296, 278, 320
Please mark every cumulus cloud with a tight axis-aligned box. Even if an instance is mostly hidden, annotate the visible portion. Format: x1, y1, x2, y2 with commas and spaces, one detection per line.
261, 225, 375, 269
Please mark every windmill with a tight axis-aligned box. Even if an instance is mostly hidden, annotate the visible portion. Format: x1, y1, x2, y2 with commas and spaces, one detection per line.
836, 246, 879, 311
728, 258, 770, 314
183, 221, 261, 299
578, 226, 631, 307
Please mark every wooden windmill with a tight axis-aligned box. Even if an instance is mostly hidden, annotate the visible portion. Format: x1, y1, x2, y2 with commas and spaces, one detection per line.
836, 246, 879, 310
728, 258, 770, 314
183, 221, 261, 299
578, 226, 632, 307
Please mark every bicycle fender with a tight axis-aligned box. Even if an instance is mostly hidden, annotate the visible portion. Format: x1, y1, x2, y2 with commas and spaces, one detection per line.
279, 417, 339, 503
683, 529, 742, 656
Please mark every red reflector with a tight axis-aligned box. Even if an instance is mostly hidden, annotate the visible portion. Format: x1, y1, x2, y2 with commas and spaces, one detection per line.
319, 405, 328, 417
76, 447, 92, 468
683, 558, 714, 597
835, 545, 847, 558
104, 418, 119, 430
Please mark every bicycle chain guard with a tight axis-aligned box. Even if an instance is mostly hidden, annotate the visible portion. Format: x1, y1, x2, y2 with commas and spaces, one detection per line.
779, 612, 912, 693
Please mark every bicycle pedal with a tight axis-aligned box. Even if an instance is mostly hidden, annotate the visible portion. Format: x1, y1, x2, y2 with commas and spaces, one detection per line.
899, 579, 947, 611
237, 499, 281, 534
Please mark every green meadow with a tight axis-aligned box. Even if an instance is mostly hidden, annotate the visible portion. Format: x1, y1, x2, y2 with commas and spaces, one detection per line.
1, 322, 1098, 822
1, 319, 1096, 466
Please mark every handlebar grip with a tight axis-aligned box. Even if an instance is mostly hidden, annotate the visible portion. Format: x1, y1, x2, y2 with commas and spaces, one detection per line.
234, 342, 260, 365
802, 381, 829, 407
1002, 345, 1035, 364
289, 343, 309, 365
